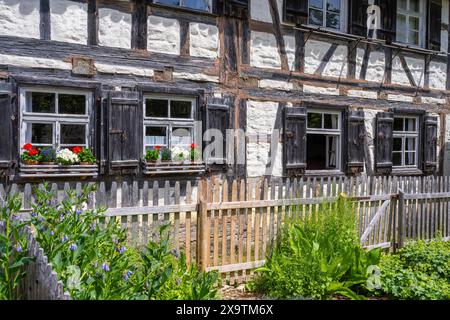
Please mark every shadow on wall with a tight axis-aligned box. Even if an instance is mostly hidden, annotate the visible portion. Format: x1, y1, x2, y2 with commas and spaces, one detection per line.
3, 0, 38, 15
444, 142, 450, 176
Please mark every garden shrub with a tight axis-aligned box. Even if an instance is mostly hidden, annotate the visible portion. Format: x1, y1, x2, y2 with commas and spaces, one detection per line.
30, 184, 219, 300
0, 195, 33, 300
251, 196, 381, 300
378, 237, 450, 300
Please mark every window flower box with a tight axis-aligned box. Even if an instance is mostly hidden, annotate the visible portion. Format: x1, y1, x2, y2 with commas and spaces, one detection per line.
142, 160, 205, 175
18, 163, 99, 178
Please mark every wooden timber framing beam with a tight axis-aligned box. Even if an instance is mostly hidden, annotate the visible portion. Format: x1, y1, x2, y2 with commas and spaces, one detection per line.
398, 54, 418, 87
39, 0, 51, 40
131, 0, 147, 50
179, 19, 190, 57
315, 44, 338, 75
359, 43, 372, 80
87, 0, 99, 46
268, 0, 289, 71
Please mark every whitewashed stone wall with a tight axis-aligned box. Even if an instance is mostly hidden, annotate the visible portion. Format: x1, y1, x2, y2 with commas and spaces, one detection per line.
392, 56, 425, 87
147, 15, 180, 55
98, 8, 132, 49
304, 40, 348, 78
189, 23, 219, 59
355, 49, 385, 82
0, 0, 40, 39
250, 31, 281, 69
50, 0, 87, 44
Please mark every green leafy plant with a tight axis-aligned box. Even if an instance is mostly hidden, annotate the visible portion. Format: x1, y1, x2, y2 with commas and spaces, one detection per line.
144, 146, 161, 162
377, 237, 450, 300
20, 143, 40, 163
189, 144, 201, 162
0, 195, 33, 300
161, 148, 172, 162
251, 196, 381, 300
77, 148, 97, 164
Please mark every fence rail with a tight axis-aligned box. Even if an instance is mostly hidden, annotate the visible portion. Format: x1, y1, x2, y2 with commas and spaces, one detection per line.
2, 175, 450, 285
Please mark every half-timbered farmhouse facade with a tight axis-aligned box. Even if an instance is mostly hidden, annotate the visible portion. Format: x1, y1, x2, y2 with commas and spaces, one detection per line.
1, 0, 450, 183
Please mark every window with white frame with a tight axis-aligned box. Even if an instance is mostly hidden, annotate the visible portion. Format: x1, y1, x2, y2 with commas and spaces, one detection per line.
396, 0, 425, 47
143, 95, 196, 152
308, 0, 346, 31
153, 0, 212, 12
393, 116, 419, 168
20, 88, 92, 150
306, 111, 341, 170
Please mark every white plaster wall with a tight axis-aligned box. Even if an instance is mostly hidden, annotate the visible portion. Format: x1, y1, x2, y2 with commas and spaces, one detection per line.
355, 49, 385, 82
304, 40, 348, 78
347, 90, 378, 99
50, 0, 87, 44
147, 16, 180, 55
246, 100, 283, 177
429, 61, 447, 90
250, 0, 283, 23
189, 23, 219, 59
0, 53, 71, 70
259, 79, 293, 91
0, 0, 40, 39
284, 35, 296, 71
250, 31, 281, 69
303, 85, 339, 95
421, 96, 446, 104
391, 56, 425, 87
98, 8, 131, 49
388, 94, 414, 102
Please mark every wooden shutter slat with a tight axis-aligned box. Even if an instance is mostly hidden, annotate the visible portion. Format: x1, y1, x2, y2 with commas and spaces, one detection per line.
428, 0, 442, 51
377, 0, 397, 42
375, 112, 394, 173
349, 0, 369, 37
0, 93, 13, 170
284, 106, 307, 174
423, 115, 438, 174
216, 0, 249, 18
347, 110, 365, 173
204, 97, 231, 166
284, 0, 308, 24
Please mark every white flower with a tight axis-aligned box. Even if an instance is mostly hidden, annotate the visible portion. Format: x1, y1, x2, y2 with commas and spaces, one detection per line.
56, 148, 79, 164
171, 146, 189, 161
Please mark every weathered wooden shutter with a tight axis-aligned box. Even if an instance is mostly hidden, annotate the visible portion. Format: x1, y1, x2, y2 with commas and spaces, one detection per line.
284, 106, 307, 174
107, 91, 141, 172
428, 0, 442, 51
204, 98, 230, 166
349, 0, 369, 37
375, 112, 394, 173
423, 115, 438, 174
284, 0, 308, 24
378, 0, 397, 42
0, 93, 13, 171
216, 0, 249, 18
347, 110, 365, 174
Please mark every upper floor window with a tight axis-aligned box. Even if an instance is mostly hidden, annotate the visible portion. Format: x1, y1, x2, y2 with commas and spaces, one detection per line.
153, 0, 212, 12
308, 0, 346, 31
396, 0, 426, 47
393, 116, 419, 168
143, 95, 196, 152
20, 88, 92, 150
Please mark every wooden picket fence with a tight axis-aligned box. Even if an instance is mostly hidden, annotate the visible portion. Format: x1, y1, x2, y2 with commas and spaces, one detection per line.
1, 174, 450, 287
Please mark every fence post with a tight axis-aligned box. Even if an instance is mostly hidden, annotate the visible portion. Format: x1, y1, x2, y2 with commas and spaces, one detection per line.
197, 178, 208, 272
397, 189, 405, 249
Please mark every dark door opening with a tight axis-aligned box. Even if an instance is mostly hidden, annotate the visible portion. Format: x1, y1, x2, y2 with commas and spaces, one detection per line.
307, 134, 326, 170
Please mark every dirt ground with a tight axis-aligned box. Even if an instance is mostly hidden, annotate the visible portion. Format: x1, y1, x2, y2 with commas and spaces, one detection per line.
220, 285, 266, 300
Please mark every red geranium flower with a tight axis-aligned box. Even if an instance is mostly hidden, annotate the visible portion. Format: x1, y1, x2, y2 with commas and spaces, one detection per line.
190, 143, 197, 149
72, 146, 83, 154
28, 148, 38, 156
154, 146, 161, 150
23, 143, 33, 151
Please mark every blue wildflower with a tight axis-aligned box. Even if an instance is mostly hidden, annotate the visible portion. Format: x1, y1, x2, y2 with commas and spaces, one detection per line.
60, 213, 65, 220
50, 231, 54, 236
89, 223, 96, 231
123, 270, 133, 281
119, 246, 126, 254
170, 249, 179, 259
176, 278, 181, 286
69, 243, 77, 251
0, 220, 4, 228
31, 212, 37, 218
102, 263, 110, 272
75, 209, 82, 216
15, 245, 23, 253
62, 235, 69, 243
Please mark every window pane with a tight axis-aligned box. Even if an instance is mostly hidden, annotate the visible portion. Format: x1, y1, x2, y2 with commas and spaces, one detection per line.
409, 31, 419, 45
393, 138, 402, 152
410, 0, 420, 12
172, 127, 192, 146
398, 0, 407, 10
324, 113, 339, 129
31, 123, 53, 144
308, 113, 322, 128
405, 118, 416, 131
155, 0, 180, 5
394, 118, 404, 131
146, 99, 168, 118
60, 124, 86, 145
409, 16, 419, 30
170, 100, 192, 119
183, 0, 210, 11
327, 136, 338, 168
309, 9, 323, 26
326, 13, 340, 29
29, 92, 55, 113
327, 0, 340, 12
396, 14, 407, 43
58, 94, 86, 115
309, 0, 323, 9
405, 137, 416, 151
393, 152, 402, 166
405, 152, 416, 165
145, 127, 167, 146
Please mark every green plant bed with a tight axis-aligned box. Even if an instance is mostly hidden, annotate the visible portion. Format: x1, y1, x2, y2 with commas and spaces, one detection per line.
28, 184, 219, 300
